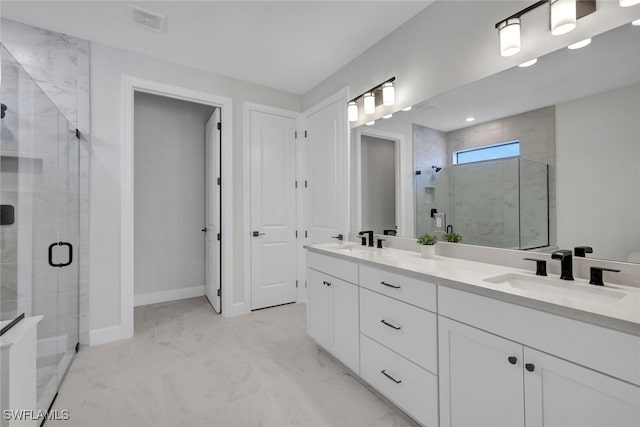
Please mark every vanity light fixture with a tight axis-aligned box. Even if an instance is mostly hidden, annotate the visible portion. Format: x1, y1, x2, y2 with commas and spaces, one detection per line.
348, 101, 358, 122
366, 120, 376, 126
568, 37, 591, 49
347, 77, 396, 120
633, 18, 640, 26
550, 0, 577, 36
495, 0, 595, 57
401, 106, 412, 111
518, 58, 538, 67
620, 0, 640, 7
363, 92, 376, 114
382, 81, 395, 106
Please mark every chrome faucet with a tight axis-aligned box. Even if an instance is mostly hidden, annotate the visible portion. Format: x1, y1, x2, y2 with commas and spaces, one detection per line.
358, 230, 374, 247
551, 249, 574, 281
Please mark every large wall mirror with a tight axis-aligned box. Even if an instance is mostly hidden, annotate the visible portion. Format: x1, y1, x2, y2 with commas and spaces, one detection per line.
350, 21, 640, 264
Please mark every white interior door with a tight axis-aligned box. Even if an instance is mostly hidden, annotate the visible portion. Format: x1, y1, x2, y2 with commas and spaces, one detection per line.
304, 94, 348, 244
205, 108, 221, 313
250, 110, 297, 310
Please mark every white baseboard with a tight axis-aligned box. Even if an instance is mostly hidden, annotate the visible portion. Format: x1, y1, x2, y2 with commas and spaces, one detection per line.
89, 325, 123, 346
134, 285, 205, 307
37, 334, 69, 357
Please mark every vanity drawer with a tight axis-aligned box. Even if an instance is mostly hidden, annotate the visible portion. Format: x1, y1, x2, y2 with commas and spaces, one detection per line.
360, 334, 439, 427
360, 264, 436, 312
307, 251, 358, 284
360, 287, 437, 373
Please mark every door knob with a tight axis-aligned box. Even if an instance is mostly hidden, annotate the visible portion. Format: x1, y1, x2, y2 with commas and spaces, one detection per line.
508, 356, 517, 365
525, 363, 535, 372
252, 231, 266, 237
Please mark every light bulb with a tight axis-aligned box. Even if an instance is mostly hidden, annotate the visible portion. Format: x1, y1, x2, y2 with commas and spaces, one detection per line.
620, 0, 640, 7
382, 82, 395, 106
348, 101, 358, 122
550, 0, 576, 36
498, 18, 521, 57
364, 92, 375, 114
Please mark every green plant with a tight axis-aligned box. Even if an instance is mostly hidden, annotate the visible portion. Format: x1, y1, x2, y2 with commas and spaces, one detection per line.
444, 232, 463, 243
417, 234, 438, 245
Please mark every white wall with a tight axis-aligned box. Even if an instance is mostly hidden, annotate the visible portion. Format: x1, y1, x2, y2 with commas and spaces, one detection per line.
90, 42, 300, 332
304, 2, 635, 111
556, 82, 640, 262
133, 92, 214, 299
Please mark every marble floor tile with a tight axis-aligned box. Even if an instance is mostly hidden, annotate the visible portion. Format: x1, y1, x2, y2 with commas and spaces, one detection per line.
51, 297, 418, 427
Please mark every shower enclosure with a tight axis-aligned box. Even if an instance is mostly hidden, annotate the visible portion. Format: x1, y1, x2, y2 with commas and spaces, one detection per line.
416, 157, 549, 250
0, 44, 79, 413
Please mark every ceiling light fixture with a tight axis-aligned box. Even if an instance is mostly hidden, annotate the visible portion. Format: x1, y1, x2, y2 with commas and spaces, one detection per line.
366, 120, 375, 126
347, 77, 396, 120
550, 0, 577, 35
465, 117, 476, 122
383, 113, 393, 119
568, 37, 592, 49
633, 19, 640, 26
620, 0, 640, 7
348, 101, 358, 122
518, 58, 538, 67
401, 106, 412, 112
495, 0, 595, 56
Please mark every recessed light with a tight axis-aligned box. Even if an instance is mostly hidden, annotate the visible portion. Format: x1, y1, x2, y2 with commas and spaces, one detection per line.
401, 106, 412, 112
568, 38, 591, 50
633, 19, 640, 26
518, 58, 538, 68
383, 114, 393, 119
366, 120, 375, 126
465, 117, 475, 122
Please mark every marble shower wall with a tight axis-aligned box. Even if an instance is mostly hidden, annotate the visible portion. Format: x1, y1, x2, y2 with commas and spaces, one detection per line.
1, 18, 90, 345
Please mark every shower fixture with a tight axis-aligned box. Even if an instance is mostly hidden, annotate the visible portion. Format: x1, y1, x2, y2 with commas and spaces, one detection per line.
432, 165, 442, 173
1, 103, 6, 119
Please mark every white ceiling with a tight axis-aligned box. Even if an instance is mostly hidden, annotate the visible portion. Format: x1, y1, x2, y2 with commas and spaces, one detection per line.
406, 21, 640, 132
0, 0, 432, 94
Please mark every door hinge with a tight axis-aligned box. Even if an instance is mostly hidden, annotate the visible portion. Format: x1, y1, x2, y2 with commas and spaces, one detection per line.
304, 130, 308, 138
217, 233, 221, 241
295, 180, 298, 188
305, 280, 307, 288
295, 230, 298, 238
217, 122, 221, 130
304, 180, 308, 188
305, 230, 308, 238
75, 129, 81, 139
217, 288, 221, 297
295, 130, 298, 139
217, 177, 221, 186
296, 280, 299, 288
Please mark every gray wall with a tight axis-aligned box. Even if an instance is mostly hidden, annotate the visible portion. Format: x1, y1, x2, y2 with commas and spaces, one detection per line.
556, 82, 640, 262
133, 92, 215, 298
361, 135, 396, 234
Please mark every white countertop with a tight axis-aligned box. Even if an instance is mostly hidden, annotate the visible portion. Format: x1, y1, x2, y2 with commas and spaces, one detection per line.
305, 243, 640, 336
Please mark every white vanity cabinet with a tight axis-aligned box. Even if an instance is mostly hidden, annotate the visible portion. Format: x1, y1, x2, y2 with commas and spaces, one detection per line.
439, 289, 640, 427
306, 252, 360, 373
359, 265, 439, 427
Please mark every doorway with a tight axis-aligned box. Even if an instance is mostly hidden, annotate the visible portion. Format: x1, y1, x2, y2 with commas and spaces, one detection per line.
133, 93, 221, 313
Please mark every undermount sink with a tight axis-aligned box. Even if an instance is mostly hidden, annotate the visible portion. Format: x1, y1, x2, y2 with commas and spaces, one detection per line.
324, 243, 377, 254
483, 273, 627, 305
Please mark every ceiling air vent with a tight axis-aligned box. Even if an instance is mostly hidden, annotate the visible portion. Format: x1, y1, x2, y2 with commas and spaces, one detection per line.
129, 5, 167, 32
416, 102, 439, 113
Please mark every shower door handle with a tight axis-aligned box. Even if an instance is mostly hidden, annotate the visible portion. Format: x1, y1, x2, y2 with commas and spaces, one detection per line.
48, 242, 73, 268
59, 242, 73, 267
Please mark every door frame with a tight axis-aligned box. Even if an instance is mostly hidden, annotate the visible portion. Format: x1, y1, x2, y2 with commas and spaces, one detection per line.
121, 76, 234, 339
242, 102, 302, 306
353, 127, 406, 236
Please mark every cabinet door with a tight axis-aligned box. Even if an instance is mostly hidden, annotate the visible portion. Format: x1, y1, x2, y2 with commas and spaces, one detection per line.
307, 269, 330, 349
330, 277, 360, 373
439, 317, 525, 427
524, 347, 640, 427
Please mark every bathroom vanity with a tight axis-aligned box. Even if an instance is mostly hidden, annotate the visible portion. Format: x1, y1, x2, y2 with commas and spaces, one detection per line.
305, 243, 640, 427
